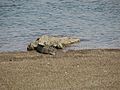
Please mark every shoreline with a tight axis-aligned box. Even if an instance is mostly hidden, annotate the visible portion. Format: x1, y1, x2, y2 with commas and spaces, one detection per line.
0, 48, 120, 53
0, 49, 120, 90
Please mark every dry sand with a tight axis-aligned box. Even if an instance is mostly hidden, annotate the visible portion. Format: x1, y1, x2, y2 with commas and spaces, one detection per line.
0, 49, 120, 90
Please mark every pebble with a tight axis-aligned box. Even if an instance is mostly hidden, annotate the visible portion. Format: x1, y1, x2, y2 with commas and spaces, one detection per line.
77, 65, 80, 67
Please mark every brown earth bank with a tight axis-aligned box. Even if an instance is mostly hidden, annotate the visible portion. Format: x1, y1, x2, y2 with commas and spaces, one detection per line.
0, 49, 120, 90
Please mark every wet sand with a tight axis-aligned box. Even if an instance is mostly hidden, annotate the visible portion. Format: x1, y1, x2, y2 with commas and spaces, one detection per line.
0, 49, 120, 90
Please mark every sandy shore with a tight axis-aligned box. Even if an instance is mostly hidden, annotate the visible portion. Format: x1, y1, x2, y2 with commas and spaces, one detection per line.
0, 49, 120, 90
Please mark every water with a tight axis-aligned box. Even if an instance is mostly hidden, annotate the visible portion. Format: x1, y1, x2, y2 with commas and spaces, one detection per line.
0, 0, 120, 52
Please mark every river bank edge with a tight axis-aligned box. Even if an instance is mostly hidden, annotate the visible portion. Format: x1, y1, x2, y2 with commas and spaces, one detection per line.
0, 49, 120, 90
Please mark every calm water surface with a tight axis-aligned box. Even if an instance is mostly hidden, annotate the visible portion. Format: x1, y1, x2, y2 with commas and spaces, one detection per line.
0, 0, 120, 51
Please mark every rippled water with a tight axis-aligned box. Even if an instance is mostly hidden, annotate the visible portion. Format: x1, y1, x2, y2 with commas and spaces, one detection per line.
0, 0, 120, 51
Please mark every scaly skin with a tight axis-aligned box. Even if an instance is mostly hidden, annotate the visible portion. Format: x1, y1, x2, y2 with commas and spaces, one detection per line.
36, 44, 57, 55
